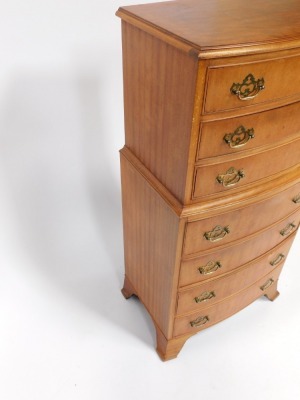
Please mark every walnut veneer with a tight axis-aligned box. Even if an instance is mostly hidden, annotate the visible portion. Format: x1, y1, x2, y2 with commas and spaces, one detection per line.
117, 0, 300, 360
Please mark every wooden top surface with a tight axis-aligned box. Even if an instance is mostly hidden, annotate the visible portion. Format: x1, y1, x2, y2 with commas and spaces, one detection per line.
117, 0, 300, 55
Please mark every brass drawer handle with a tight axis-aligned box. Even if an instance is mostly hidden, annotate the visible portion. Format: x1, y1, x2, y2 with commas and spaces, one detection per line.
198, 260, 222, 275
260, 278, 275, 292
280, 222, 296, 236
204, 225, 230, 242
216, 167, 245, 187
190, 315, 209, 328
292, 193, 300, 204
224, 125, 255, 148
270, 253, 285, 267
194, 291, 216, 304
230, 73, 265, 101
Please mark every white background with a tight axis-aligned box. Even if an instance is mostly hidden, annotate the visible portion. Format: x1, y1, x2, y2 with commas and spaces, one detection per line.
0, 1, 299, 399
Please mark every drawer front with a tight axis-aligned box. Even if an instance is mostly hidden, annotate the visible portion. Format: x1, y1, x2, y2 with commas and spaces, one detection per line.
198, 102, 300, 160
193, 137, 300, 199
204, 54, 300, 114
181, 214, 299, 286
177, 235, 294, 315
174, 263, 283, 337
184, 184, 300, 255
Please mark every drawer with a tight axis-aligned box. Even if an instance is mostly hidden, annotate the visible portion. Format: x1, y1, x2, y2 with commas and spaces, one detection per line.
180, 226, 297, 287
174, 263, 284, 337
193, 137, 300, 199
184, 185, 300, 255
177, 235, 294, 315
204, 54, 300, 114
197, 102, 300, 160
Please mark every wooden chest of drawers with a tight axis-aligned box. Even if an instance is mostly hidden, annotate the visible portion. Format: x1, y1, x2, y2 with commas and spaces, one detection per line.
116, 0, 300, 360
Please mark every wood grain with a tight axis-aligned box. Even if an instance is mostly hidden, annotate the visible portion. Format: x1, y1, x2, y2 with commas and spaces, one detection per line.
122, 21, 198, 203
204, 53, 300, 113
177, 234, 295, 315
174, 263, 284, 337
121, 146, 300, 221
120, 149, 186, 338
197, 101, 300, 160
183, 208, 300, 258
193, 136, 300, 199
185, 183, 300, 254
180, 230, 297, 287
117, 0, 300, 55
117, 0, 300, 360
